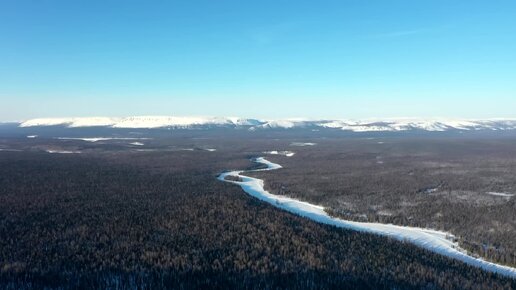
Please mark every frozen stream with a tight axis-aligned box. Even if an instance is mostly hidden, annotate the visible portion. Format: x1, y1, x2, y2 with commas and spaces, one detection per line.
218, 157, 516, 278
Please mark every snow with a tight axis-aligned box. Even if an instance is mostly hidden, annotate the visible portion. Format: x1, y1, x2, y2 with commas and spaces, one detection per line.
218, 157, 516, 279
486, 192, 514, 197
18, 116, 516, 132
20, 116, 260, 129
264, 150, 295, 157
21, 117, 118, 127
257, 119, 308, 129
290, 142, 317, 146
425, 187, 439, 194
112, 116, 228, 128
46, 150, 81, 154
57, 137, 150, 142
317, 118, 516, 132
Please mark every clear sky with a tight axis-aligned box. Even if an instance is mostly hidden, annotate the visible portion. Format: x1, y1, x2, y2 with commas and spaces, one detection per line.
1, 0, 515, 121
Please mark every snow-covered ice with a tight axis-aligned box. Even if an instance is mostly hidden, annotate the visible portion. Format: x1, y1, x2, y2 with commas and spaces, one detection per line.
218, 157, 516, 279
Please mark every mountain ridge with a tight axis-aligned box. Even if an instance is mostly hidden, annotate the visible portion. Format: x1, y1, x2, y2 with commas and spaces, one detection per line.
16, 116, 516, 132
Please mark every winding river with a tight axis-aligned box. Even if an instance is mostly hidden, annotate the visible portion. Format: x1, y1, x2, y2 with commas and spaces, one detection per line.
218, 157, 516, 279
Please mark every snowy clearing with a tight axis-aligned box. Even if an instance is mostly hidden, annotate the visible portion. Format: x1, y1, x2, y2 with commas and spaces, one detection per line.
264, 150, 295, 157
218, 157, 516, 279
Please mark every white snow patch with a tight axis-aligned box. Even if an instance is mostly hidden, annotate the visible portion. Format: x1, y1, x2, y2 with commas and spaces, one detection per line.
486, 192, 514, 197
264, 150, 295, 157
218, 157, 516, 279
425, 187, 439, 194
46, 150, 81, 154
290, 142, 317, 146
57, 137, 150, 142
257, 119, 307, 129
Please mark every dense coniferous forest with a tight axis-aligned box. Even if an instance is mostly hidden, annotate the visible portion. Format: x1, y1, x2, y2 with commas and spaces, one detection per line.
0, 137, 515, 289
251, 137, 516, 268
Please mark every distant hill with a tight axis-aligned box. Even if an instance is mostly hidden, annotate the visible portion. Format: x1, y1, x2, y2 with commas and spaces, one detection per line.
13, 116, 516, 132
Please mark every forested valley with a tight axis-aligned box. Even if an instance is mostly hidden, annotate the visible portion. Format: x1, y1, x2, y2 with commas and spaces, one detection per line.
1, 139, 515, 289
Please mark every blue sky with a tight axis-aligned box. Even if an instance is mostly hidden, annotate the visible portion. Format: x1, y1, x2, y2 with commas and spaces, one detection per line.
1, 0, 515, 120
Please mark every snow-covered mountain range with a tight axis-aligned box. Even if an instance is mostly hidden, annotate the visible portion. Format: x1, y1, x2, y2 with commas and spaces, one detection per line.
15, 116, 516, 132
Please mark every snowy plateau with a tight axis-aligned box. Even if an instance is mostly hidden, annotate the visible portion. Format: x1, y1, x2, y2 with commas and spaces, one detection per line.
17, 116, 516, 132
